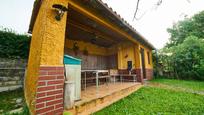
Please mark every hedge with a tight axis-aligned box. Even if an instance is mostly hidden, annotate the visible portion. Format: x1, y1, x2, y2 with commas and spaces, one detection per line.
0, 28, 31, 59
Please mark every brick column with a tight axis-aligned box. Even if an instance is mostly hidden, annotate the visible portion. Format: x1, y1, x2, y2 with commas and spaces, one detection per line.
145, 68, 153, 80
35, 66, 65, 115
132, 69, 143, 83
25, 0, 69, 114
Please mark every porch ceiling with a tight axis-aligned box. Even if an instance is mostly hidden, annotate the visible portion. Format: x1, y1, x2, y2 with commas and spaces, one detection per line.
66, 7, 128, 48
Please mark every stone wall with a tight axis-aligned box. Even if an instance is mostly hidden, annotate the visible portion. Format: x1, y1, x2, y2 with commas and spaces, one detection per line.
0, 58, 27, 92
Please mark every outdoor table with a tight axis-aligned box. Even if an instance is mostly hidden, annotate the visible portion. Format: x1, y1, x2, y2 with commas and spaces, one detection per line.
81, 70, 110, 91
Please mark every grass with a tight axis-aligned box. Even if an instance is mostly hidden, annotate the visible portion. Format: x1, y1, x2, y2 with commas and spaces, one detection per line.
94, 79, 204, 115
0, 88, 24, 114
1, 79, 204, 114
150, 78, 204, 92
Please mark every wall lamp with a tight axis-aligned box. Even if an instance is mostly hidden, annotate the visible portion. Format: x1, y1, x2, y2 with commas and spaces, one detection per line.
52, 4, 68, 21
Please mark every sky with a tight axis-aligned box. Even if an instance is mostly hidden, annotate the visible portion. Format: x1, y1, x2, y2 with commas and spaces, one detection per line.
0, 0, 204, 49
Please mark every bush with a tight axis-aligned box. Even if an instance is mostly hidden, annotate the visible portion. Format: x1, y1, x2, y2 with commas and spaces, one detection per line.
158, 36, 204, 80
0, 28, 31, 59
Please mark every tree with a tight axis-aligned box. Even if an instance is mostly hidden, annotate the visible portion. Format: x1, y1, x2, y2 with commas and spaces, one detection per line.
169, 36, 204, 80
156, 10, 204, 80
166, 11, 204, 47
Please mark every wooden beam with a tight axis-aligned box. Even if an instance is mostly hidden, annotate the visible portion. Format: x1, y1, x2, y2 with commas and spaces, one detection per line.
68, 1, 140, 45
68, 20, 117, 43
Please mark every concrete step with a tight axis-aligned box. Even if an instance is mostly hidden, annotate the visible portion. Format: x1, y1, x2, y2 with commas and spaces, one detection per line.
0, 69, 25, 77
0, 77, 21, 81
0, 85, 22, 92
0, 81, 22, 86
0, 58, 27, 68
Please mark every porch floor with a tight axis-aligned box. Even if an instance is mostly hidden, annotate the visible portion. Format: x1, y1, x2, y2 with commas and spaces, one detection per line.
80, 82, 141, 104
67, 82, 142, 115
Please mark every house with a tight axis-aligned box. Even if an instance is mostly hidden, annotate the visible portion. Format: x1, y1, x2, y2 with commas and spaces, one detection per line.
25, 0, 155, 114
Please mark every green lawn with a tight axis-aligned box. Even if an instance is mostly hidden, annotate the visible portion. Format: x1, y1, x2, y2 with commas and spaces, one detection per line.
94, 79, 204, 115
150, 79, 204, 92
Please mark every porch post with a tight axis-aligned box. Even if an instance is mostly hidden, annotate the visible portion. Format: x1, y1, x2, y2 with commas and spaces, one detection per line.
134, 45, 144, 83
25, 0, 68, 114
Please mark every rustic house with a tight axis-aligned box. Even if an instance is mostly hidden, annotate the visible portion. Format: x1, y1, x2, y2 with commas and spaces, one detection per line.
25, 0, 155, 114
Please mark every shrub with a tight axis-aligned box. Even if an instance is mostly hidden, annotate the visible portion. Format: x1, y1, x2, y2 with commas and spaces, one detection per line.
0, 28, 31, 59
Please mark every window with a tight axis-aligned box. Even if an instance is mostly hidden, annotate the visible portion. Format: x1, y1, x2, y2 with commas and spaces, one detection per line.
147, 52, 150, 64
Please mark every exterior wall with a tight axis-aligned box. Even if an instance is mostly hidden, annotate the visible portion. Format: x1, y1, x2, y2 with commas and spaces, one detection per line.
65, 39, 117, 56
118, 43, 136, 70
139, 45, 153, 80
36, 66, 64, 114
25, 0, 68, 114
140, 45, 153, 69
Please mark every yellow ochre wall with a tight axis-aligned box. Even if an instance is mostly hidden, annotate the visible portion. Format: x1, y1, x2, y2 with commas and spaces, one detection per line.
117, 43, 153, 70
25, 0, 68, 114
140, 45, 153, 69
64, 39, 153, 70
118, 43, 136, 69
65, 39, 118, 56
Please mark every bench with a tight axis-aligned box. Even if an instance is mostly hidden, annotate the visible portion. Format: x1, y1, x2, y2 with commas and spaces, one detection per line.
109, 69, 137, 83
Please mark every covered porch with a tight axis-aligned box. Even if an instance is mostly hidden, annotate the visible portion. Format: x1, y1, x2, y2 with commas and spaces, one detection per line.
64, 2, 143, 84
26, 0, 154, 114
63, 5, 143, 114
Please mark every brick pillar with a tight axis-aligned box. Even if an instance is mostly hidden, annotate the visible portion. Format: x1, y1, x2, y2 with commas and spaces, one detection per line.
145, 68, 153, 80
35, 66, 65, 115
133, 69, 144, 83
25, 0, 69, 114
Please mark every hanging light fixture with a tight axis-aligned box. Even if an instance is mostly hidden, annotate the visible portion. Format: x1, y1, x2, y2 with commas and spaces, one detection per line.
52, 4, 68, 21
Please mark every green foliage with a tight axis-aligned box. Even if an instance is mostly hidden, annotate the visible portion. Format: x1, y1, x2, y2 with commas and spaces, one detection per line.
0, 28, 31, 59
159, 36, 204, 80
95, 86, 204, 115
157, 10, 204, 80
170, 36, 204, 80
0, 88, 24, 114
167, 11, 204, 47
